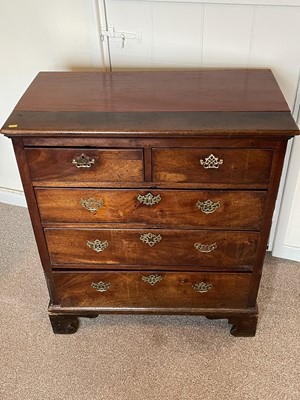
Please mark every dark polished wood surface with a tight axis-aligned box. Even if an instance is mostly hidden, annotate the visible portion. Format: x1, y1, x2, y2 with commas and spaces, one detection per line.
45, 228, 258, 269
26, 148, 144, 182
53, 271, 252, 308
14, 70, 290, 112
153, 148, 273, 184
2, 70, 298, 137
36, 188, 266, 229
2, 111, 297, 136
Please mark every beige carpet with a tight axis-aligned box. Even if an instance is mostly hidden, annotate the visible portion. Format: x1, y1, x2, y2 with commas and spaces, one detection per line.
0, 202, 299, 400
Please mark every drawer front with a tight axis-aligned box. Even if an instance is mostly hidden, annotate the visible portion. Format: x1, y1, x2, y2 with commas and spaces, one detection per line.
25, 148, 143, 182
45, 229, 258, 269
53, 271, 252, 308
152, 148, 273, 184
37, 188, 266, 230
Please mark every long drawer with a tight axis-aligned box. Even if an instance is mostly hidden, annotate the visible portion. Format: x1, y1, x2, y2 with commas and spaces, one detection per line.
25, 148, 144, 182
152, 148, 273, 184
45, 228, 259, 269
36, 189, 266, 230
53, 271, 252, 308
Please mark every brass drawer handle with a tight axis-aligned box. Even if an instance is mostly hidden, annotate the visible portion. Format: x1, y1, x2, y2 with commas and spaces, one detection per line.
91, 281, 111, 292
140, 232, 162, 247
192, 282, 213, 293
87, 239, 109, 253
72, 153, 95, 168
142, 274, 162, 286
200, 154, 223, 169
194, 242, 217, 253
80, 197, 104, 213
196, 199, 220, 214
137, 192, 161, 206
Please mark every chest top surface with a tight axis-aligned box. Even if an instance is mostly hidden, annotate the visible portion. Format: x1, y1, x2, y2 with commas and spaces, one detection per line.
1, 69, 298, 137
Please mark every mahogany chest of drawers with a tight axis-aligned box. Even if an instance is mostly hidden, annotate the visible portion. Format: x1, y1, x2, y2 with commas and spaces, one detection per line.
2, 70, 298, 336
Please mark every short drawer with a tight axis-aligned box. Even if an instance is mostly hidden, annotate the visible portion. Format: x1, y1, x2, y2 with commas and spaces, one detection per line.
25, 148, 144, 183
45, 228, 259, 270
53, 271, 252, 308
152, 148, 273, 185
36, 188, 266, 230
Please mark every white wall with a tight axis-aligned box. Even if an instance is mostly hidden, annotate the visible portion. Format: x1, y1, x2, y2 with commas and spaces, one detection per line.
105, 0, 300, 110
0, 0, 104, 205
